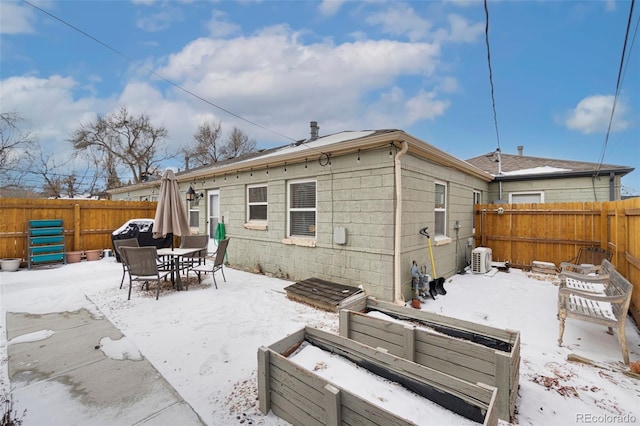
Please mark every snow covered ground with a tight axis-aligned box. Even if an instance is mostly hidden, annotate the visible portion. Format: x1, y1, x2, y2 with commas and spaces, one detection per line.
1, 257, 639, 425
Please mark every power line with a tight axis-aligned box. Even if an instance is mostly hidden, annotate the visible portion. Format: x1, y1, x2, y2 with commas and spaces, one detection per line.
22, 0, 297, 143
594, 0, 636, 177
483, 0, 501, 153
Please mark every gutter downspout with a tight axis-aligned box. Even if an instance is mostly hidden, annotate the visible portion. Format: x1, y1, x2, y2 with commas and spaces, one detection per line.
393, 140, 409, 305
609, 172, 615, 201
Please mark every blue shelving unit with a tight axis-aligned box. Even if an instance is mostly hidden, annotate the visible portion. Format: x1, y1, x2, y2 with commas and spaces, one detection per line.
27, 219, 66, 269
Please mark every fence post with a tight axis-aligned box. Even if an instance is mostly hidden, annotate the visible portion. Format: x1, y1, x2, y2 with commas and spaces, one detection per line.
324, 384, 341, 426
338, 310, 349, 338
74, 203, 81, 251
257, 347, 271, 414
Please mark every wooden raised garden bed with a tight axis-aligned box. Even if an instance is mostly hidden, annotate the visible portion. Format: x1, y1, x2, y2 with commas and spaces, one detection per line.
342, 297, 520, 421
258, 326, 498, 426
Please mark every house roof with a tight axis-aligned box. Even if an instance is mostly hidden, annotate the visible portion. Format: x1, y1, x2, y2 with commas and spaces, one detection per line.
108, 129, 493, 194
466, 152, 634, 181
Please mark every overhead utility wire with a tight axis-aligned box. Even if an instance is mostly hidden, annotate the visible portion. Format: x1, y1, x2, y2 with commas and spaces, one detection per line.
23, 0, 297, 143
483, 0, 501, 153
594, 0, 636, 177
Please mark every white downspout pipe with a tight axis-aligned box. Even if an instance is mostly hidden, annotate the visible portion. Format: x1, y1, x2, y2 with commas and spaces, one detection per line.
393, 140, 409, 305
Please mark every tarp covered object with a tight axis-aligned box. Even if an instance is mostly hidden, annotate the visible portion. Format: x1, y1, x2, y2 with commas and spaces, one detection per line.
153, 169, 191, 241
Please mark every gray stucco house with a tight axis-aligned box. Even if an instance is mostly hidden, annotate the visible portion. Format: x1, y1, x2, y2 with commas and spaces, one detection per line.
109, 125, 492, 302
466, 146, 634, 203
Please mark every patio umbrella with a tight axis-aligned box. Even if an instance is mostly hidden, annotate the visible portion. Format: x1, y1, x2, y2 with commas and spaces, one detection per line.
153, 169, 191, 247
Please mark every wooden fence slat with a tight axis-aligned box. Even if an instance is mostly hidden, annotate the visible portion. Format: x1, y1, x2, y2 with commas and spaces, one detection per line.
474, 198, 640, 326
0, 198, 158, 257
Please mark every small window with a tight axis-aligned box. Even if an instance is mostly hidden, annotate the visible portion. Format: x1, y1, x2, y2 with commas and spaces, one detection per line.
247, 185, 268, 221
473, 190, 481, 229
288, 180, 316, 238
435, 182, 447, 236
473, 190, 481, 205
189, 204, 199, 229
509, 191, 544, 204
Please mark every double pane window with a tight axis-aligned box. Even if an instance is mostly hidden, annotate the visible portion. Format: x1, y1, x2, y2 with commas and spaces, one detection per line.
247, 185, 268, 221
288, 180, 316, 237
435, 182, 447, 236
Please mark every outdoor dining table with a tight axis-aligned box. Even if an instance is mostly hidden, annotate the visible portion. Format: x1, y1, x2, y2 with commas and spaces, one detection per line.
156, 247, 202, 291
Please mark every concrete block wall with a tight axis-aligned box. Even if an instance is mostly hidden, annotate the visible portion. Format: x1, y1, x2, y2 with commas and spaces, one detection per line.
110, 146, 488, 302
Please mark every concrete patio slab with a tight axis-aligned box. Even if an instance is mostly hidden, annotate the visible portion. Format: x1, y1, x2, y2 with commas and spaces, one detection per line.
6, 309, 205, 425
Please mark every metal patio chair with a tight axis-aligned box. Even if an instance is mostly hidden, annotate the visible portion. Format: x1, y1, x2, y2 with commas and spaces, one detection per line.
188, 238, 230, 289
178, 234, 209, 271
113, 238, 140, 289
120, 246, 171, 300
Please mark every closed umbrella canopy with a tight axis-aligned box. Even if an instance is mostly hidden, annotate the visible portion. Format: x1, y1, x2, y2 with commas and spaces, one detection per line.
153, 169, 191, 240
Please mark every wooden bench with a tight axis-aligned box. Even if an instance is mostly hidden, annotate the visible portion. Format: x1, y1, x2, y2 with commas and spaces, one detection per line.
559, 246, 612, 274
557, 260, 633, 365
556, 259, 614, 316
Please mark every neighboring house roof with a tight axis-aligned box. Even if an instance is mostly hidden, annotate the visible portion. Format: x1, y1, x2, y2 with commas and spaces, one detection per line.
108, 129, 493, 194
466, 152, 634, 181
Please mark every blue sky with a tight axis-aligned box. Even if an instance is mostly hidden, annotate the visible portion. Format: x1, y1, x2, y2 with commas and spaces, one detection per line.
1, 0, 639, 195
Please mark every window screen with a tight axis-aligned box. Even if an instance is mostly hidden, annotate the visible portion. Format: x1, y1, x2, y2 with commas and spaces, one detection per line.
435, 182, 447, 236
289, 180, 316, 237
248, 185, 268, 221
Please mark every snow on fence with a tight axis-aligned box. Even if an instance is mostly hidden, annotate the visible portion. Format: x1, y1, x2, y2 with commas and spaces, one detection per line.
341, 297, 520, 422
258, 326, 498, 426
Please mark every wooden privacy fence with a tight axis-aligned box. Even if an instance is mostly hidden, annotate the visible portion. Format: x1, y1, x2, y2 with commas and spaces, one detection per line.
0, 198, 158, 259
474, 197, 640, 324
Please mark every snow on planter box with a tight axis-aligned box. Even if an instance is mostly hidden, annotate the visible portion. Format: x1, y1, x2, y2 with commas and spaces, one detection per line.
258, 326, 498, 426
343, 297, 520, 422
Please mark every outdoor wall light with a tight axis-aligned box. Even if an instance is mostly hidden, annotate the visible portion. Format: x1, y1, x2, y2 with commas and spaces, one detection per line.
186, 186, 203, 202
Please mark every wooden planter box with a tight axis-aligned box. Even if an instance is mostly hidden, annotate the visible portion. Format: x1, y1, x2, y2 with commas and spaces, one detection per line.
258, 326, 498, 426
342, 297, 520, 421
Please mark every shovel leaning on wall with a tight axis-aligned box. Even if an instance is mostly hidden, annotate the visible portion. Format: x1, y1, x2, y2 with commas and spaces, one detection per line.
419, 227, 447, 298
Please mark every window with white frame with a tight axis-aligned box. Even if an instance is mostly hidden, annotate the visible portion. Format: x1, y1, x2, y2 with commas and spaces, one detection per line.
189, 203, 199, 229
473, 190, 482, 205
472, 190, 481, 230
509, 191, 544, 204
288, 179, 316, 238
247, 184, 268, 222
435, 181, 447, 236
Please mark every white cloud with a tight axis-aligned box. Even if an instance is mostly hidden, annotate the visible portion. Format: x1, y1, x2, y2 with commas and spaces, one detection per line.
363, 87, 450, 130
564, 95, 630, 134
366, 4, 433, 42
158, 26, 440, 99
0, 75, 113, 161
318, 0, 345, 17
0, 1, 36, 35
444, 0, 479, 7
136, 4, 184, 32
207, 10, 240, 38
1, 19, 458, 165
433, 14, 484, 43
605, 0, 617, 12
437, 76, 459, 93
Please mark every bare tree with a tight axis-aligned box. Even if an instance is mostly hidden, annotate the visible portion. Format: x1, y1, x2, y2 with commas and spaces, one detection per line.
70, 106, 175, 186
32, 147, 98, 198
220, 127, 256, 160
0, 112, 36, 189
184, 120, 223, 167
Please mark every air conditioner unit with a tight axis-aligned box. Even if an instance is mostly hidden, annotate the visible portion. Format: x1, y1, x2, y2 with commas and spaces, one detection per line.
472, 247, 492, 274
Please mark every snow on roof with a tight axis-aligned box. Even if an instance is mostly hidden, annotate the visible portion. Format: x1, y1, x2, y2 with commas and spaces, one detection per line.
237, 130, 376, 164
498, 166, 571, 177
